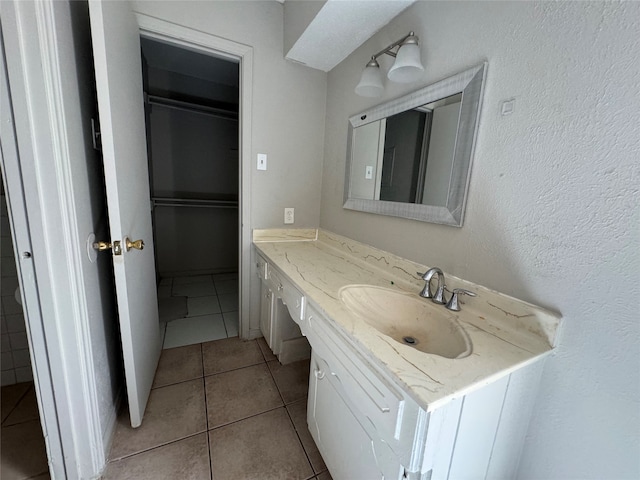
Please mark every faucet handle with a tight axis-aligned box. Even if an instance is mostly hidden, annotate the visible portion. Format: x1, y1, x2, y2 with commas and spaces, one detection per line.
445, 288, 477, 311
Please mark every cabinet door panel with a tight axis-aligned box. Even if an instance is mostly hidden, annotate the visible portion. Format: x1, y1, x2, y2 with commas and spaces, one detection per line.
308, 309, 404, 442
308, 353, 385, 480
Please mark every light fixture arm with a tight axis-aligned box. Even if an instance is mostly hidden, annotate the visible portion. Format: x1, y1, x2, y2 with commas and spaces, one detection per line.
370, 32, 419, 61
355, 31, 424, 97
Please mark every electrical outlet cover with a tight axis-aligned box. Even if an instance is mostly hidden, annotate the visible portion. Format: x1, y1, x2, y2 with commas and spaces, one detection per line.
284, 207, 294, 224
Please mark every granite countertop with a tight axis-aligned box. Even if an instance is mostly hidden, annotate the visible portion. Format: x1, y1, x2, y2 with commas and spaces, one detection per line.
254, 228, 561, 412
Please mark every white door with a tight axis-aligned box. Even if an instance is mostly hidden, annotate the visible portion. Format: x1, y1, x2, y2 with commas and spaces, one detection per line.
89, 0, 161, 427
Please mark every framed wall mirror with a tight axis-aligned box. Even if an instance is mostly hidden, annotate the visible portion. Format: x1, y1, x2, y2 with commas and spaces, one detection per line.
344, 63, 487, 227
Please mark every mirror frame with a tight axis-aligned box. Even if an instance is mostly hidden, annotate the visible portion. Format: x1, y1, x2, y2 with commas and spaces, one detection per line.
343, 62, 487, 227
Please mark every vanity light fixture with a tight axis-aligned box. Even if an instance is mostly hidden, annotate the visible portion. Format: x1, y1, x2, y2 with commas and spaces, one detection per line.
355, 31, 425, 98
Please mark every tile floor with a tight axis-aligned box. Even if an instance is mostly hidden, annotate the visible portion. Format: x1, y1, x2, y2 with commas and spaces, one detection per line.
158, 274, 239, 349
0, 382, 50, 480
103, 337, 332, 480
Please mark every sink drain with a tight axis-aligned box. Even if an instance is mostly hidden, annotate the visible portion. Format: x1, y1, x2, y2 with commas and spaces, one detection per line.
402, 336, 418, 345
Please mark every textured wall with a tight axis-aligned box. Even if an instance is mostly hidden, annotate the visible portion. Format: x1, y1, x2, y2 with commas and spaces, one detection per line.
320, 2, 640, 478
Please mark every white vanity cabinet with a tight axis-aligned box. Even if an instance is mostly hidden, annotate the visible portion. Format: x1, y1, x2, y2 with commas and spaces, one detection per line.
254, 240, 553, 480
305, 303, 421, 480
303, 302, 546, 480
256, 254, 310, 363
308, 351, 397, 480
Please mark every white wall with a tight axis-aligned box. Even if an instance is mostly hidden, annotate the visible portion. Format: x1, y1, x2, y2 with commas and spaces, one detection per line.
132, 0, 327, 230
320, 2, 640, 479
132, 0, 327, 336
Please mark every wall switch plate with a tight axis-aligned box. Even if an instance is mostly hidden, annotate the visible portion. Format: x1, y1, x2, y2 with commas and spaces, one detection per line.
284, 207, 294, 224
365, 166, 373, 179
257, 153, 267, 170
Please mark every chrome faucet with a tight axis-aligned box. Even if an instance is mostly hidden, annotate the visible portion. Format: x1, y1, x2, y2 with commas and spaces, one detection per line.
417, 268, 447, 304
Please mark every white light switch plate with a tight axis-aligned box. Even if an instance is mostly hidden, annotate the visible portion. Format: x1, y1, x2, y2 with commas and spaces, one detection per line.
365, 166, 373, 179
257, 153, 267, 170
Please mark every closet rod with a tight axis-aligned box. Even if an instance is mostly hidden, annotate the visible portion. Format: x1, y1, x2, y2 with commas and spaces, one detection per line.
147, 94, 238, 120
152, 197, 238, 209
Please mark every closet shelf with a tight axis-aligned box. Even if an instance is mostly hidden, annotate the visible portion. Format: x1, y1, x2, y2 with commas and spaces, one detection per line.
152, 197, 238, 209
146, 94, 238, 120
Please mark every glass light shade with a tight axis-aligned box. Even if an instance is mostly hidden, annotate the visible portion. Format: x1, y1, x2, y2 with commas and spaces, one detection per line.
387, 43, 424, 83
355, 64, 384, 97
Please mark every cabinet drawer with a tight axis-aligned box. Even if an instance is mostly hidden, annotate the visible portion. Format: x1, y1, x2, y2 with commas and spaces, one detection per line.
306, 306, 405, 446
269, 268, 305, 322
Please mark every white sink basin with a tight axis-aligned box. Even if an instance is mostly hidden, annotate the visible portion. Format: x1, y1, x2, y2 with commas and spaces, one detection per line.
339, 285, 472, 359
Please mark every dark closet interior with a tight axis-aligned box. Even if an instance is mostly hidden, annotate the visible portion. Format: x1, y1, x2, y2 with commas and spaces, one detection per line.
140, 38, 240, 278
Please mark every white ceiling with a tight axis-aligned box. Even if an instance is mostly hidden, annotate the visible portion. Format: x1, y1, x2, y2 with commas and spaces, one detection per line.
285, 0, 416, 72
141, 2, 415, 78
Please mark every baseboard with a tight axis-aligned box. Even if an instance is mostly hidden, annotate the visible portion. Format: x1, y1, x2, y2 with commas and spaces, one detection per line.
247, 328, 262, 340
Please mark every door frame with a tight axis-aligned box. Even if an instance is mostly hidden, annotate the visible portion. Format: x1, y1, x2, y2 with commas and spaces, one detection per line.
1, 1, 106, 478
1, 5, 254, 478
135, 13, 253, 339
0, 24, 67, 480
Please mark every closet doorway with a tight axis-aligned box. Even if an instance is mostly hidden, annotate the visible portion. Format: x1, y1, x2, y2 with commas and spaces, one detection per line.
140, 38, 241, 348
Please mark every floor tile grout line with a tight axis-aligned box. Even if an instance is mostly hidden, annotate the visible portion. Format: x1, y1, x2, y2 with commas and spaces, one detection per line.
108, 429, 209, 463
266, 360, 288, 405
200, 343, 208, 431
161, 321, 168, 349
283, 401, 317, 475
151, 374, 205, 391
1, 382, 33, 426
213, 285, 231, 338
170, 310, 224, 321
200, 343, 214, 480
206, 427, 213, 480
3, 416, 42, 428
214, 285, 224, 318
206, 403, 286, 432
202, 359, 267, 380
256, 338, 277, 363
23, 467, 50, 479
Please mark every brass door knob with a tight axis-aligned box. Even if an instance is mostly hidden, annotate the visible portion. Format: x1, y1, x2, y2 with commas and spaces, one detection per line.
125, 238, 145, 252
93, 240, 122, 255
